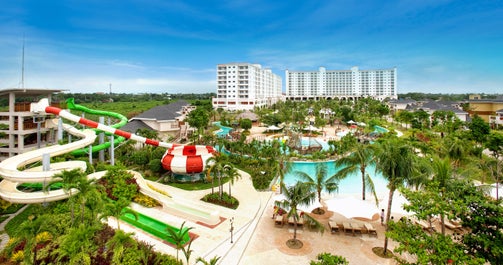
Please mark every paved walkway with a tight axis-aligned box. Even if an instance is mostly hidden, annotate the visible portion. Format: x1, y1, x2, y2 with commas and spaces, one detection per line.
0, 205, 29, 251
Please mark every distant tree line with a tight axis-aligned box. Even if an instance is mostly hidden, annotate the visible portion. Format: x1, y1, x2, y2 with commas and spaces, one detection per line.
0, 92, 216, 107
397, 92, 502, 101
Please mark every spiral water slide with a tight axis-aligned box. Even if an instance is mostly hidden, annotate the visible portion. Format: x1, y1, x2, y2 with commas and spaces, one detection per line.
65, 98, 128, 156
0, 99, 220, 225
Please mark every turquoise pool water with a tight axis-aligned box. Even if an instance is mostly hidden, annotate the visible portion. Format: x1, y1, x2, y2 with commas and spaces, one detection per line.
213, 122, 232, 138
374, 125, 389, 133
300, 137, 330, 151
283, 161, 388, 195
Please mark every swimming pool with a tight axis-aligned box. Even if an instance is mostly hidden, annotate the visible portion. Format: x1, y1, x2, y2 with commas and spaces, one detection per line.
374, 125, 389, 133
213, 122, 232, 138
282, 160, 388, 195
300, 137, 330, 151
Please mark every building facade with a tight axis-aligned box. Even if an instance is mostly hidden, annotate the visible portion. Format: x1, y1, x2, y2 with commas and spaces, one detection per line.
0, 88, 63, 161
212, 63, 282, 111
286, 66, 397, 101
468, 98, 503, 123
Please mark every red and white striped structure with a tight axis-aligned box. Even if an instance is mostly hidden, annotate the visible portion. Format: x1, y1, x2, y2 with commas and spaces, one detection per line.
162, 144, 216, 174
32, 99, 216, 175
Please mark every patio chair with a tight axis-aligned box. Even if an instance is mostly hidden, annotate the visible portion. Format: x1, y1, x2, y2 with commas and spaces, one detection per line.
288, 216, 304, 227
350, 222, 362, 236
328, 221, 339, 233
364, 223, 377, 237
443, 218, 462, 232
342, 222, 353, 235
275, 215, 285, 226
415, 219, 436, 232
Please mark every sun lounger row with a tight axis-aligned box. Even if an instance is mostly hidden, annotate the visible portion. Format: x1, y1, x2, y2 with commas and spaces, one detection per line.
443, 218, 463, 231
414, 219, 436, 232
328, 221, 377, 237
274, 215, 305, 227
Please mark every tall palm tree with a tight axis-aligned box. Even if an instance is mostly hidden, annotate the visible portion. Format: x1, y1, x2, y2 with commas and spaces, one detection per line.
295, 162, 340, 203
165, 221, 193, 263
101, 198, 136, 231
205, 153, 229, 197
51, 168, 84, 225
431, 156, 454, 235
335, 143, 378, 202
275, 182, 323, 247
374, 138, 417, 255
74, 173, 98, 223
223, 164, 241, 198
272, 153, 292, 194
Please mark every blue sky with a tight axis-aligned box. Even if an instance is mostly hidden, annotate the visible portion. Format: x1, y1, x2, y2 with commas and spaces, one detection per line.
0, 0, 502, 95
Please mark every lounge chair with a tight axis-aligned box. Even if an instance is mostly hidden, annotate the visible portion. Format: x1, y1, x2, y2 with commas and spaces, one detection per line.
288, 216, 304, 227
443, 218, 462, 231
342, 222, 353, 235
328, 221, 339, 233
415, 219, 435, 232
364, 223, 377, 237
350, 222, 362, 235
275, 215, 285, 226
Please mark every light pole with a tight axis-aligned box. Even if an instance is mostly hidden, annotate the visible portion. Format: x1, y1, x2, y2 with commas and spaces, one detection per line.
230, 217, 234, 243
33, 114, 45, 149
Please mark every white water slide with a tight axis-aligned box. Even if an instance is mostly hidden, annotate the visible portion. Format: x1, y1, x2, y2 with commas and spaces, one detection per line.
0, 99, 220, 225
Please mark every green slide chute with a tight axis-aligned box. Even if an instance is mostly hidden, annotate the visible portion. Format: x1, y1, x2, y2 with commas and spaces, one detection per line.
66, 98, 128, 156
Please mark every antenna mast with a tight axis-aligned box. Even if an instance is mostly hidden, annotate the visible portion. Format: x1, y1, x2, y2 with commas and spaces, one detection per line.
21, 36, 25, 89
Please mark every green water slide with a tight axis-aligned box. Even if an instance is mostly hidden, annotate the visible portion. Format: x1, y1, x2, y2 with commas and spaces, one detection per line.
66, 98, 128, 156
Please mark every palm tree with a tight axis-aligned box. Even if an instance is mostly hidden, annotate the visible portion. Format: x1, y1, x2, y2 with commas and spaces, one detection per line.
205, 153, 229, 197
223, 164, 241, 198
196, 255, 221, 265
272, 151, 292, 194
295, 162, 340, 203
101, 198, 136, 231
50, 168, 84, 225
73, 173, 98, 223
374, 138, 417, 255
335, 143, 378, 202
275, 182, 323, 248
431, 156, 454, 235
165, 221, 193, 263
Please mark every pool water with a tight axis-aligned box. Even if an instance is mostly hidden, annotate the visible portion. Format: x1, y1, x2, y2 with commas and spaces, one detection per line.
300, 137, 330, 151
213, 122, 232, 138
282, 161, 388, 195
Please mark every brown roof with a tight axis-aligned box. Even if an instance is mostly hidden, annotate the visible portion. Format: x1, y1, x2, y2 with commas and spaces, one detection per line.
236, 111, 258, 121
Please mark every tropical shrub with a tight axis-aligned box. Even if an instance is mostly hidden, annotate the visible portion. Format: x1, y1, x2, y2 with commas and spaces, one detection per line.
201, 192, 239, 209
133, 193, 161, 208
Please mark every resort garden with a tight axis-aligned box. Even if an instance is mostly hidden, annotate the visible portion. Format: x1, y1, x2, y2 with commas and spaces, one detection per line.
0, 95, 502, 264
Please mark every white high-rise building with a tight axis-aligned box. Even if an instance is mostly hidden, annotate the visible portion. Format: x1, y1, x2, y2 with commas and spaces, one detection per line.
212, 63, 282, 111
286, 66, 397, 101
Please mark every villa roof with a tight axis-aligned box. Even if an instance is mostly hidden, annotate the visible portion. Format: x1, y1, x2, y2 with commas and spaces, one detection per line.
132, 100, 189, 121
120, 120, 153, 133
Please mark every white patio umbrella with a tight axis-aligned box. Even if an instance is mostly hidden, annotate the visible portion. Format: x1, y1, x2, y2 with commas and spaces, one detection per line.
378, 192, 413, 217
304, 125, 320, 132
347, 120, 356, 124
266, 125, 282, 131
325, 196, 379, 220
